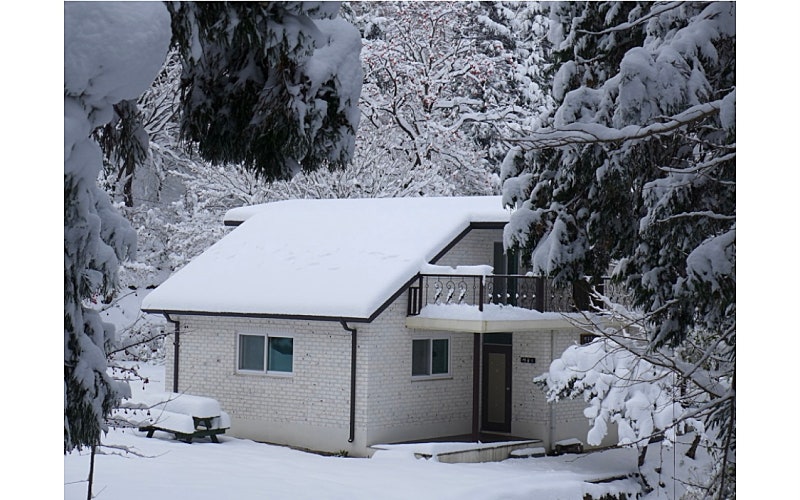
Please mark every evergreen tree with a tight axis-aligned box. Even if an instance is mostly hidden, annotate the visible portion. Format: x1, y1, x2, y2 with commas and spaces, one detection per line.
65, 1, 362, 453
167, 2, 362, 179
64, 2, 172, 452
501, 2, 735, 497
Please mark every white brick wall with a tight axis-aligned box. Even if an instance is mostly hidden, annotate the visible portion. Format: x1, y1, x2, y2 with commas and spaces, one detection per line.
434, 228, 501, 268
167, 316, 357, 430
511, 328, 594, 448
360, 298, 474, 444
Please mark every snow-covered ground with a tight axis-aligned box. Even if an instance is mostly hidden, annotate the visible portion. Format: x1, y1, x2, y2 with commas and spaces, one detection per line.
63, 363, 716, 500
65, 428, 639, 500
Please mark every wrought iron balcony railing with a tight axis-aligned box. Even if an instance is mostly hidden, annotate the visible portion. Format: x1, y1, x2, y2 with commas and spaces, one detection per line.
407, 274, 613, 317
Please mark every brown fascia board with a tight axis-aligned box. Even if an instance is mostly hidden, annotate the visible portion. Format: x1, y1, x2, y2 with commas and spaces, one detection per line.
143, 221, 506, 324
140, 307, 375, 324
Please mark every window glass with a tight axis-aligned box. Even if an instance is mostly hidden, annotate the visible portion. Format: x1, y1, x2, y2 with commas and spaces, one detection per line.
239, 335, 265, 371
268, 337, 293, 372
412, 339, 430, 376
483, 332, 512, 345
431, 339, 449, 374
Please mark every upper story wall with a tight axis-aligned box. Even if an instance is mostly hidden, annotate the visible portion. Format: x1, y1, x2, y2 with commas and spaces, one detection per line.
432, 227, 532, 275
434, 228, 502, 268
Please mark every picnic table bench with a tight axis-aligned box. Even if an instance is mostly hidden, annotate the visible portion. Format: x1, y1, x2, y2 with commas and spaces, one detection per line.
116, 392, 230, 444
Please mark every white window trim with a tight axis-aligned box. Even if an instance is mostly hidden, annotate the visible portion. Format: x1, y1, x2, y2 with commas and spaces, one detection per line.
236, 332, 295, 377
411, 334, 452, 380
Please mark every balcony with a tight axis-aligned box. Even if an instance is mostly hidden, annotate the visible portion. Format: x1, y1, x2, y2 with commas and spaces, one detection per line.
406, 274, 615, 333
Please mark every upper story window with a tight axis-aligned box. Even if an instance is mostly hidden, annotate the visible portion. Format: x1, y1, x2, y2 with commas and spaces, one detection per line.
238, 333, 293, 374
412, 337, 449, 377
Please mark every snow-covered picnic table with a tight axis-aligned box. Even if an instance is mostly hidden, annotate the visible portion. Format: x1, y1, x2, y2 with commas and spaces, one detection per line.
114, 392, 230, 443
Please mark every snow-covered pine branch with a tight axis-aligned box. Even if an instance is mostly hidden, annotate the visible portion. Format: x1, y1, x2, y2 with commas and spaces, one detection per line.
65, 2, 171, 453
502, 2, 735, 497
506, 96, 729, 149
66, 2, 365, 458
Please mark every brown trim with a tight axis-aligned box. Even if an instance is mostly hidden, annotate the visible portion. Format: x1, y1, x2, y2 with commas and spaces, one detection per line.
481, 343, 512, 433
142, 308, 374, 324
472, 333, 480, 440
164, 313, 180, 393
469, 222, 508, 230
366, 273, 421, 322
340, 321, 358, 444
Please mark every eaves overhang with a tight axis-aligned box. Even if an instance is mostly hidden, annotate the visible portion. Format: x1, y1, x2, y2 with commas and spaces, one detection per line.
404, 316, 582, 333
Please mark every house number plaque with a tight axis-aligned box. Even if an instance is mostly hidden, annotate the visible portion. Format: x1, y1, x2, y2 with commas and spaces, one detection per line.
519, 357, 536, 364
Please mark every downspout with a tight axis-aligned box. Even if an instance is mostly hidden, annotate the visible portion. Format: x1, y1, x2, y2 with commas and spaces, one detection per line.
340, 321, 357, 443
548, 329, 555, 450
164, 313, 180, 393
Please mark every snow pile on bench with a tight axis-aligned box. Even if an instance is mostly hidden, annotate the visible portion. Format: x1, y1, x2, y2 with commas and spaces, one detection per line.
121, 409, 197, 434
129, 392, 222, 418
114, 392, 230, 433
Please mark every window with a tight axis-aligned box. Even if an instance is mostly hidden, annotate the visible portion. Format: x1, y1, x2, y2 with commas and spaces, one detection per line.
580, 333, 599, 345
412, 338, 449, 377
238, 334, 293, 374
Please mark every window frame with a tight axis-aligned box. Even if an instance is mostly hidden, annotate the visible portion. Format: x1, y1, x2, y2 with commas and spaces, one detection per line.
236, 332, 295, 376
411, 335, 451, 380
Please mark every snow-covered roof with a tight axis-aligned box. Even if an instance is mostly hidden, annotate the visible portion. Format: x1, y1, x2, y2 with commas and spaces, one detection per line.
142, 196, 511, 320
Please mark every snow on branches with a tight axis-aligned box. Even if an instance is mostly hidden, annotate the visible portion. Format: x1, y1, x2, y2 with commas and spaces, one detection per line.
502, 2, 735, 497
349, 1, 551, 194
167, 2, 363, 178
64, 2, 171, 452
537, 324, 707, 450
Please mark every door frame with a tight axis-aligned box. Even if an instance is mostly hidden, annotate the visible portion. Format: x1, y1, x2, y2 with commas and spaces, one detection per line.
481, 343, 512, 433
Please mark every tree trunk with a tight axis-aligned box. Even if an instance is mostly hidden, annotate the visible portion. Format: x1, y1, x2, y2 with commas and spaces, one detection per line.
637, 444, 648, 467
87, 443, 96, 500
685, 433, 701, 459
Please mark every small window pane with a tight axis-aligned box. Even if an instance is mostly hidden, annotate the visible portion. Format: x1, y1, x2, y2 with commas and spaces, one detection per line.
431, 339, 449, 374
239, 335, 265, 371
268, 337, 293, 372
483, 332, 512, 345
412, 339, 430, 376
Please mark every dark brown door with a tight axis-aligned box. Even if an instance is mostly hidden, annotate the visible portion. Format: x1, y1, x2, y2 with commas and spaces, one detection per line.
482, 343, 512, 432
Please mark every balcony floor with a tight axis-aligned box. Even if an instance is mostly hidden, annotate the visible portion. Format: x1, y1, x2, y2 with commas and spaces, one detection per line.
405, 313, 579, 332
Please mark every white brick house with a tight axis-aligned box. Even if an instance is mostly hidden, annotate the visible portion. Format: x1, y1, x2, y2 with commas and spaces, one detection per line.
142, 196, 616, 457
